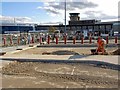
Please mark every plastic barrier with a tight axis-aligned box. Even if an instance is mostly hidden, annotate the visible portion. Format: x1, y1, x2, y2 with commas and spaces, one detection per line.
31, 36, 34, 43
106, 36, 108, 44
39, 36, 42, 44
48, 35, 50, 44
115, 36, 118, 44
73, 36, 76, 44
17, 36, 20, 45
81, 37, 84, 44
56, 36, 58, 44
89, 37, 92, 44
64, 35, 67, 44
3, 35, 6, 46
10, 35, 13, 45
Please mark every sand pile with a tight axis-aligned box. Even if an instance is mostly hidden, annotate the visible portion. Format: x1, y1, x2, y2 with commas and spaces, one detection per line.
112, 49, 120, 55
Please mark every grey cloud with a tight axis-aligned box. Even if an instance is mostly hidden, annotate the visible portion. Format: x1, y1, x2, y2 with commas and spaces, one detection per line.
82, 11, 118, 20
41, 21, 63, 25
44, 8, 60, 14
49, 1, 98, 10
38, 1, 98, 15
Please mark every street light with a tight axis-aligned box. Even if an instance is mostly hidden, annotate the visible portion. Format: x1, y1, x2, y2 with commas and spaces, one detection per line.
64, 0, 66, 34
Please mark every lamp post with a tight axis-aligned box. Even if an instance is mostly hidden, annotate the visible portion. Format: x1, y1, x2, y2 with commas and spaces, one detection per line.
64, 0, 66, 34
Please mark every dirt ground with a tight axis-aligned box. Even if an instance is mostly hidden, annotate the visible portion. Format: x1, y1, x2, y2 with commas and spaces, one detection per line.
1, 47, 119, 88
1, 62, 118, 88
11, 47, 118, 55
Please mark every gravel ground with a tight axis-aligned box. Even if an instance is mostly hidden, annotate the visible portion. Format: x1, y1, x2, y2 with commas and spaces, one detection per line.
1, 61, 118, 88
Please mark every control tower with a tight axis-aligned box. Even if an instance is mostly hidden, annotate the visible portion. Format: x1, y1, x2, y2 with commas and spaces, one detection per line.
69, 13, 80, 21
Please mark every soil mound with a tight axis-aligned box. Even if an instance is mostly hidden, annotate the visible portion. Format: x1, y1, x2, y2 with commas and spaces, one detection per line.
112, 49, 120, 55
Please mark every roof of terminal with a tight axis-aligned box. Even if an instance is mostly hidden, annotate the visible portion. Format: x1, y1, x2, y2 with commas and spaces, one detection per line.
69, 13, 80, 15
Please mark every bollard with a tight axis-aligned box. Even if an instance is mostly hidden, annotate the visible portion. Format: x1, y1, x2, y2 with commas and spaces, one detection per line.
39, 36, 42, 44
10, 35, 13, 45
48, 35, 50, 44
32, 36, 34, 43
89, 37, 92, 44
98, 36, 101, 40
3, 35, 6, 46
73, 36, 76, 44
56, 36, 58, 44
17, 36, 20, 45
64, 35, 67, 44
81, 37, 84, 44
106, 36, 108, 44
115, 36, 118, 44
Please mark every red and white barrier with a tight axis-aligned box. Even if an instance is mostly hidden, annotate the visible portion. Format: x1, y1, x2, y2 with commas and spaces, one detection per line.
3, 35, 6, 46
10, 35, 13, 45
81, 37, 84, 44
106, 36, 108, 44
89, 37, 92, 44
64, 35, 67, 44
31, 36, 34, 43
39, 36, 42, 44
56, 36, 58, 44
47, 35, 50, 44
73, 36, 76, 44
17, 36, 20, 45
115, 36, 118, 44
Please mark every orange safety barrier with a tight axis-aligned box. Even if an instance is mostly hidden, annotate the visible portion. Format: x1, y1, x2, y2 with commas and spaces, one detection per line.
81, 37, 84, 44
73, 36, 76, 44
3, 35, 6, 46
31, 36, 34, 43
17, 36, 20, 45
64, 35, 67, 44
56, 36, 58, 44
48, 35, 50, 44
106, 36, 108, 44
115, 36, 118, 44
89, 37, 92, 44
10, 35, 13, 45
39, 36, 42, 44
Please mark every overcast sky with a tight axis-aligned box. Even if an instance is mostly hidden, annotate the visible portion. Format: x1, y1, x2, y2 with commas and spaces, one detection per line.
1, 0, 120, 25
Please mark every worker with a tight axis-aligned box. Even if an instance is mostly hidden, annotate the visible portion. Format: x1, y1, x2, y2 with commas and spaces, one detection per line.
96, 37, 106, 54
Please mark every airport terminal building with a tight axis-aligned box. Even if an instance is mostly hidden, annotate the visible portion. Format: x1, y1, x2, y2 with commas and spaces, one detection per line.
1, 13, 120, 37
36, 13, 120, 37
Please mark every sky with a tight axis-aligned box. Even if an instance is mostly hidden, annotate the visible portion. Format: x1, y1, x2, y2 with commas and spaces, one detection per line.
0, 0, 120, 25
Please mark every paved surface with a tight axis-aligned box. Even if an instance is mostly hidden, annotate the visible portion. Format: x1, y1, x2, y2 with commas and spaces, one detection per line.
0, 43, 119, 88
1, 43, 39, 53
